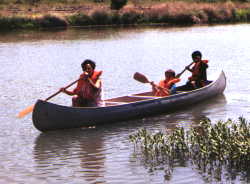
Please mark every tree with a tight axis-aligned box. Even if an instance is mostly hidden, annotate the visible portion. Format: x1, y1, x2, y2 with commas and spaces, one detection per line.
111, 0, 127, 10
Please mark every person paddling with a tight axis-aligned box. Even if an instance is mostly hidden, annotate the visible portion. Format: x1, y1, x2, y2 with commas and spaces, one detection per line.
185, 51, 209, 89
60, 59, 102, 107
151, 69, 180, 97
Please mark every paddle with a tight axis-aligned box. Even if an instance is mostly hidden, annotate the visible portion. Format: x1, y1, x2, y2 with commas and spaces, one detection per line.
134, 61, 194, 83
17, 78, 81, 118
133, 72, 151, 83
133, 72, 169, 95
176, 61, 194, 78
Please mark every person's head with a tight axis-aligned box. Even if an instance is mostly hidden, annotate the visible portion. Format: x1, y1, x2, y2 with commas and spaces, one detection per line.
165, 69, 175, 79
191, 51, 202, 62
81, 59, 96, 75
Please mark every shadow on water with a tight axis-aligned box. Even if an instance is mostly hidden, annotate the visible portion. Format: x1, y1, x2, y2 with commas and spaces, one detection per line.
33, 128, 106, 183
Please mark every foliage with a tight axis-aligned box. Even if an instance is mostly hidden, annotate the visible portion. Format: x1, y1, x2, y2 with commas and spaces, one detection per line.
91, 10, 111, 25
110, 0, 127, 10
110, 12, 122, 24
121, 11, 142, 24
67, 13, 93, 26
1, 1, 250, 30
129, 117, 250, 182
0, 16, 36, 29
234, 8, 250, 22
36, 15, 68, 28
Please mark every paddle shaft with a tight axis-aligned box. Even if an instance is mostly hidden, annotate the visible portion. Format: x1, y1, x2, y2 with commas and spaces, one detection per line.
176, 61, 194, 78
17, 78, 81, 118
45, 78, 81, 101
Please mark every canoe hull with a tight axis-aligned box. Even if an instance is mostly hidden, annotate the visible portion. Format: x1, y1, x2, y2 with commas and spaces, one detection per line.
32, 71, 226, 132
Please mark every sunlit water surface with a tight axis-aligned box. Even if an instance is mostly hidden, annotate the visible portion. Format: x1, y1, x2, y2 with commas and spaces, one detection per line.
0, 24, 250, 184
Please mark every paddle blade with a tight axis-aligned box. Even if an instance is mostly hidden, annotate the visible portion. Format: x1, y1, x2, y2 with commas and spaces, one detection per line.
133, 72, 150, 83
17, 104, 34, 118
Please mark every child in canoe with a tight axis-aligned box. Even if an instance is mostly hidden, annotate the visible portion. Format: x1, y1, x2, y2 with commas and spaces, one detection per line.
151, 69, 180, 97
185, 50, 209, 88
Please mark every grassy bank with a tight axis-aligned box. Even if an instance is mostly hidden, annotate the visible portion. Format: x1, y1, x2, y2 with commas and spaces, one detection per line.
0, 1, 250, 30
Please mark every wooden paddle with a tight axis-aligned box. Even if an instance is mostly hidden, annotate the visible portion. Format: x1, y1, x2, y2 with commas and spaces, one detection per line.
133, 72, 170, 95
134, 61, 194, 83
17, 78, 81, 118
133, 72, 151, 83
176, 61, 194, 78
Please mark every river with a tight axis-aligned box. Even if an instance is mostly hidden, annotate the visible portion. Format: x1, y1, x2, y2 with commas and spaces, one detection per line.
0, 24, 250, 183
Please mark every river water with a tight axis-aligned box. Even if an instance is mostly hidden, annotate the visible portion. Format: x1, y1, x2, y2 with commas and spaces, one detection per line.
0, 24, 250, 184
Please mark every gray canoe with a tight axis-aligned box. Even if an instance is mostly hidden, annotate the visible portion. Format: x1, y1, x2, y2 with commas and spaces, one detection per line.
32, 71, 226, 132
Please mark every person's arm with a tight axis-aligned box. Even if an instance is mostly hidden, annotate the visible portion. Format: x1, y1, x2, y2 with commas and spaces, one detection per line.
60, 88, 75, 96
151, 81, 169, 96
150, 81, 159, 94
88, 78, 102, 90
60, 74, 84, 96
185, 66, 194, 72
185, 62, 197, 73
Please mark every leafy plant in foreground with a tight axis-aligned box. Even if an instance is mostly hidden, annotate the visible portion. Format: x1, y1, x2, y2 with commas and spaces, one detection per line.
129, 117, 250, 182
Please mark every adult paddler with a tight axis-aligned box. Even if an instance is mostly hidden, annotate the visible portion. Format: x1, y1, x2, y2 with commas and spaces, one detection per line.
60, 59, 102, 107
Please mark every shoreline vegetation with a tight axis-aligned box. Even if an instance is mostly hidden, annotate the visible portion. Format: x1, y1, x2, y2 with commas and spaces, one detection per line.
0, 0, 250, 30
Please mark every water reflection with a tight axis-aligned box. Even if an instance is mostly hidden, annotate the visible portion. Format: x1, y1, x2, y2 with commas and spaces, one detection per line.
0, 27, 147, 43
0, 25, 197, 43
33, 129, 106, 183
136, 94, 227, 131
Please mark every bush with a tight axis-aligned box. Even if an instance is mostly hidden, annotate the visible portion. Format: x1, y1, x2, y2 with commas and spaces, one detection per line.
67, 13, 92, 26
234, 8, 250, 22
144, 11, 161, 24
129, 117, 250, 182
110, 12, 122, 25
0, 16, 36, 30
37, 15, 68, 28
91, 10, 111, 25
121, 11, 142, 24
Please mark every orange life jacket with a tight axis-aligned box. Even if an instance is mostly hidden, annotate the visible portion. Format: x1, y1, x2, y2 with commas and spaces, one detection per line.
155, 78, 180, 96
189, 60, 208, 81
73, 70, 102, 100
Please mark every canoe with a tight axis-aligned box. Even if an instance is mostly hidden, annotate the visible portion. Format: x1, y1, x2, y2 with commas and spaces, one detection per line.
32, 71, 226, 132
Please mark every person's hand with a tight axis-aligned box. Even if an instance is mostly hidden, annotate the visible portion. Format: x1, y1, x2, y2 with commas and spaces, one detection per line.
60, 88, 66, 93
82, 72, 90, 80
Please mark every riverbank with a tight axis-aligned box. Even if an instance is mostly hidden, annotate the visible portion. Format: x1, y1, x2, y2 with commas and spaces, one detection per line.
0, 1, 250, 30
